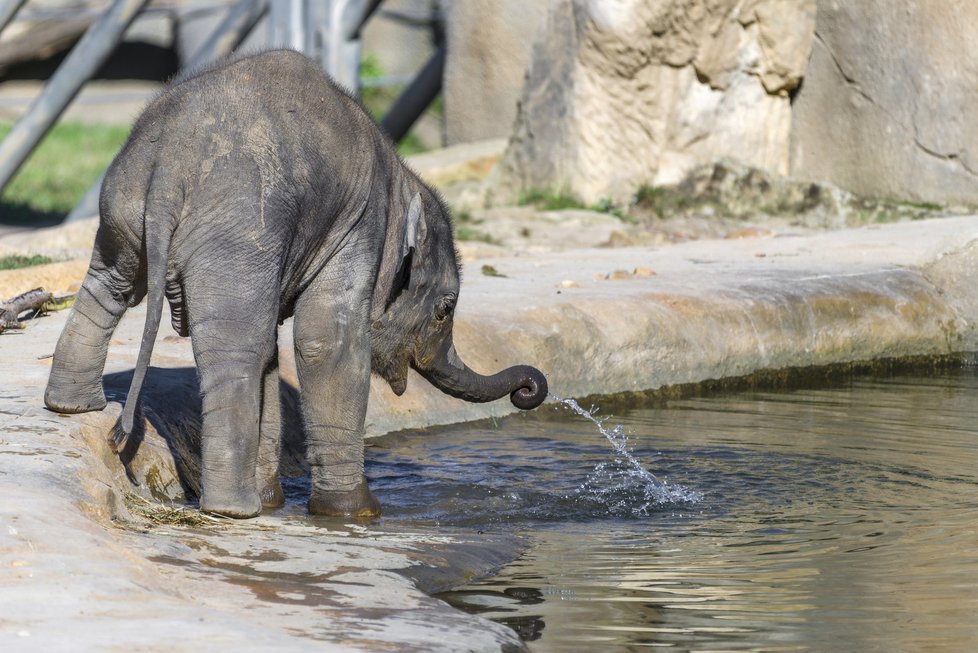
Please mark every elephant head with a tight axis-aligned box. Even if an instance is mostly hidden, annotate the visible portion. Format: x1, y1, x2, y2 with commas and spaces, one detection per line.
370, 190, 547, 409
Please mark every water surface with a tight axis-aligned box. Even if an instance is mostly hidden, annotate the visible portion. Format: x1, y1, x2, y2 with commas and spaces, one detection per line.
368, 371, 978, 651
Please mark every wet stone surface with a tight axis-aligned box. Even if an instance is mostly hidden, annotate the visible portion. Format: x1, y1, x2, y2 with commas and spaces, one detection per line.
115, 515, 525, 650
0, 314, 525, 651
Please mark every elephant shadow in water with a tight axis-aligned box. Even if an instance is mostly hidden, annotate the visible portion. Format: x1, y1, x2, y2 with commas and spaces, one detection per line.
101, 367, 307, 502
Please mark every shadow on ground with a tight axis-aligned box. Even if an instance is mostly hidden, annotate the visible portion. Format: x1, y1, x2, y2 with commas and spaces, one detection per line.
0, 201, 65, 227
101, 366, 307, 501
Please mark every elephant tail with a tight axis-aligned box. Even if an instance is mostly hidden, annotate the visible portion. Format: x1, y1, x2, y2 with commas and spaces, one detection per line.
113, 199, 177, 451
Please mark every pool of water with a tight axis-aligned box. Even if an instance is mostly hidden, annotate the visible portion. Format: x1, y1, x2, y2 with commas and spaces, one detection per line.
367, 370, 978, 651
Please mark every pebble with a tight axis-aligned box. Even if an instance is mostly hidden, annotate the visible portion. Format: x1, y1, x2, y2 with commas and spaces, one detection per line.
725, 227, 775, 240
599, 267, 656, 280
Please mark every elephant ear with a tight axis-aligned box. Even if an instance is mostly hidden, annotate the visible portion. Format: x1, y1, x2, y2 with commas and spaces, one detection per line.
373, 192, 423, 318
402, 192, 421, 259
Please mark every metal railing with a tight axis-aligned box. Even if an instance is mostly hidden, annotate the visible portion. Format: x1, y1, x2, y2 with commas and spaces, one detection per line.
0, 0, 444, 223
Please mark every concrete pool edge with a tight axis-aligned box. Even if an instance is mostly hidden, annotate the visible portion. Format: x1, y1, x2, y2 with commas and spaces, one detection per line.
3, 216, 978, 650
360, 216, 978, 434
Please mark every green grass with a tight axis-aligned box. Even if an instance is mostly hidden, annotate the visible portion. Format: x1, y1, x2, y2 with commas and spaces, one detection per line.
395, 131, 429, 157
451, 209, 497, 243
0, 254, 54, 270
519, 187, 632, 219
634, 184, 664, 206
518, 188, 586, 211
589, 197, 630, 220
0, 104, 430, 228
455, 226, 499, 245
898, 199, 944, 212
633, 183, 701, 218
0, 121, 130, 225
633, 183, 672, 217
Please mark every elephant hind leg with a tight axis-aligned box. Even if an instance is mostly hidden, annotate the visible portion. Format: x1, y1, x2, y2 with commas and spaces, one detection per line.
185, 275, 279, 519
45, 266, 138, 414
257, 357, 285, 509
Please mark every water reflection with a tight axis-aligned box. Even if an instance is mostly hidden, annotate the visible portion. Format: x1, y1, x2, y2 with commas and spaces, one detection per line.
448, 588, 547, 641
370, 371, 978, 651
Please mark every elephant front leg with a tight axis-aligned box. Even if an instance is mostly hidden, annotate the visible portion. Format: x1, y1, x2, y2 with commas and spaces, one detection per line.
45, 270, 132, 413
293, 289, 379, 518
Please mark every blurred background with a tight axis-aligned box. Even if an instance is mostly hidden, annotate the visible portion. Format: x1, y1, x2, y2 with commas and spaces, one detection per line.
0, 0, 975, 236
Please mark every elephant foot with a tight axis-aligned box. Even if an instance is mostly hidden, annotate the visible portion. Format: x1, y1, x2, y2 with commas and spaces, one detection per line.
259, 478, 285, 509
200, 486, 262, 519
44, 380, 107, 414
308, 479, 381, 518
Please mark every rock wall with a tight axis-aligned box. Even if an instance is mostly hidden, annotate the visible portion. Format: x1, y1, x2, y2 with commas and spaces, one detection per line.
493, 0, 816, 204
789, 0, 978, 205
487, 0, 978, 207
442, 1, 549, 145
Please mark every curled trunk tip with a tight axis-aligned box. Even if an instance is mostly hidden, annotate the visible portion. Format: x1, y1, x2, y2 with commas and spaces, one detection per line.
417, 336, 548, 410
508, 365, 548, 410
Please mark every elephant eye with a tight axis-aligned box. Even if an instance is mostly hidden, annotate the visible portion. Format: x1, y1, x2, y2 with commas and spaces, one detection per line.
435, 296, 456, 322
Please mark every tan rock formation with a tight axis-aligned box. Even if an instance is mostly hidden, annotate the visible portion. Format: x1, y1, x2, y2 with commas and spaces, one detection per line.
442, 1, 549, 145
790, 0, 978, 205
493, 0, 816, 204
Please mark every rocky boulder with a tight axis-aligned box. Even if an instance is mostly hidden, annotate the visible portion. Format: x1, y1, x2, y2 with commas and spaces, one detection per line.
492, 0, 816, 205
789, 0, 978, 205
442, 1, 549, 145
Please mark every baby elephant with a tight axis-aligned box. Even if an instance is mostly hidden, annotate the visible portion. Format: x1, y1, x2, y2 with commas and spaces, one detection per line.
45, 50, 547, 518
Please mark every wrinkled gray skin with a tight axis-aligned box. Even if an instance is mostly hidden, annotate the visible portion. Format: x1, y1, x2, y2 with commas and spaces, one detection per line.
44, 50, 547, 519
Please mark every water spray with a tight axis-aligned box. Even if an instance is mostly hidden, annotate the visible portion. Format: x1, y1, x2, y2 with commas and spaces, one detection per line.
552, 394, 703, 512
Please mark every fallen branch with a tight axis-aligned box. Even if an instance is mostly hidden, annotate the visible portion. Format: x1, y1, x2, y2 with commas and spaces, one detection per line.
1, 287, 66, 334
1, 287, 51, 332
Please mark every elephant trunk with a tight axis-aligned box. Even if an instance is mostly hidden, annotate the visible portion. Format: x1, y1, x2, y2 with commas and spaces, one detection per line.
416, 334, 547, 410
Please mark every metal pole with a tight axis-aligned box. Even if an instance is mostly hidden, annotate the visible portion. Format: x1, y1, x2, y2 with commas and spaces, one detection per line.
380, 44, 444, 142
336, 0, 381, 93
344, 0, 382, 38
66, 0, 270, 223
319, 0, 381, 93
304, 0, 318, 58
268, 0, 305, 50
0, 0, 27, 36
0, 0, 151, 197
187, 0, 269, 67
